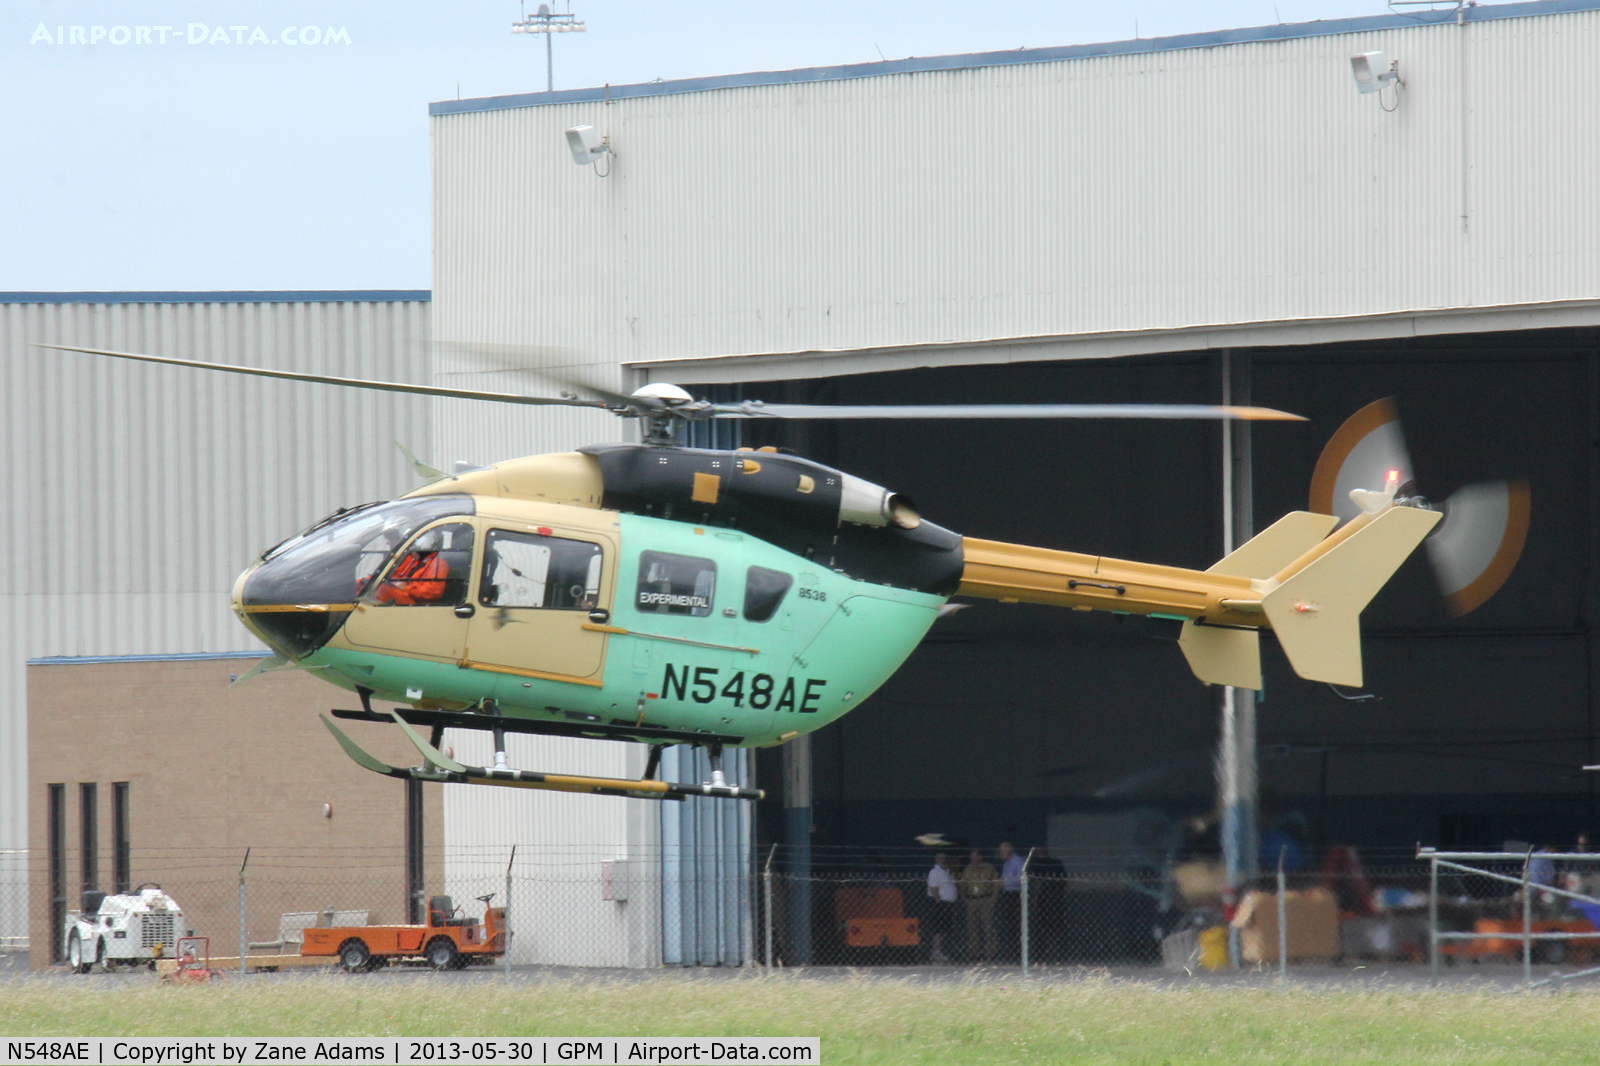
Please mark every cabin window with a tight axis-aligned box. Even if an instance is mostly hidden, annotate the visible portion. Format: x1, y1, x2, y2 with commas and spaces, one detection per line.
480, 529, 603, 610
743, 566, 793, 623
636, 551, 716, 618
375, 522, 475, 606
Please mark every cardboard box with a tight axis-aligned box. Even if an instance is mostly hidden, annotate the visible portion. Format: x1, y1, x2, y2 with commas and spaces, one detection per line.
1231, 887, 1338, 963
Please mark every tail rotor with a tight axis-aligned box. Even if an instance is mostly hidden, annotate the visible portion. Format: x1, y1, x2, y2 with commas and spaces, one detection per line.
1309, 398, 1530, 618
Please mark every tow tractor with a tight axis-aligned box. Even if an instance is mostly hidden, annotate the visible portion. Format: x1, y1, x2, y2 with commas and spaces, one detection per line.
300, 894, 506, 972
64, 884, 185, 973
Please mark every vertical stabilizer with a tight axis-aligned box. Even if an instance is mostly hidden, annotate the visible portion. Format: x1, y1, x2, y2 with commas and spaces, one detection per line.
1261, 505, 1441, 687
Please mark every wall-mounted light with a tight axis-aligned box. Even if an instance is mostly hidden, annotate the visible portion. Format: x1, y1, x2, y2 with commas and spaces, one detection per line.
565, 124, 613, 174
322, 802, 333, 819
1351, 50, 1403, 111
1351, 51, 1400, 93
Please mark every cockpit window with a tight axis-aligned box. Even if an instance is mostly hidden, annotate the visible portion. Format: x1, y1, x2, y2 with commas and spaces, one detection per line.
375, 522, 475, 606
242, 496, 474, 606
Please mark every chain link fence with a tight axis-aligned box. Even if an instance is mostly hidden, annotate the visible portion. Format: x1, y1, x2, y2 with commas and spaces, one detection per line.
17, 843, 1600, 978
18, 845, 748, 972
754, 846, 1448, 972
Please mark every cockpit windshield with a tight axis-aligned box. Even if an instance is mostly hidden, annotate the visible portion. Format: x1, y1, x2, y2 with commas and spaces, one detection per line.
242, 496, 475, 606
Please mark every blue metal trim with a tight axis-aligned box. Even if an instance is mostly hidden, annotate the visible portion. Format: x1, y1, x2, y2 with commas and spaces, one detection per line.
431, 0, 1600, 115
28, 651, 269, 665
0, 290, 430, 305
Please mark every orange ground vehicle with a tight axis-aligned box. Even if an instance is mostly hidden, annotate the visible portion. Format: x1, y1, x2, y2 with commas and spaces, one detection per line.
301, 894, 506, 972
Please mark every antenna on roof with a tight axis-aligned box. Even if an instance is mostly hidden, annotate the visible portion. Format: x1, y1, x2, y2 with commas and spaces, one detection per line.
512, 1, 586, 96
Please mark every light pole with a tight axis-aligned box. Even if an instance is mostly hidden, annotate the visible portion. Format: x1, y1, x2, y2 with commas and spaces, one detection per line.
512, 2, 586, 96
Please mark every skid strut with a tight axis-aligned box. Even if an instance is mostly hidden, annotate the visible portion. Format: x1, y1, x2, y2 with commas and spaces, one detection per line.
320, 713, 762, 801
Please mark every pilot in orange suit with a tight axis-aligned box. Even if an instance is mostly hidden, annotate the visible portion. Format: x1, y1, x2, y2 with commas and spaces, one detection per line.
377, 537, 450, 605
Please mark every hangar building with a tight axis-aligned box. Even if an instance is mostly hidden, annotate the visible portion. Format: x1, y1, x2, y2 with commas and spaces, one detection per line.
426, 0, 1600, 889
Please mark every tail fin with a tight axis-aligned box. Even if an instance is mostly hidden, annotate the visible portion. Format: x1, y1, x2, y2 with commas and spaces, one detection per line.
1177, 511, 1339, 690
1261, 505, 1441, 687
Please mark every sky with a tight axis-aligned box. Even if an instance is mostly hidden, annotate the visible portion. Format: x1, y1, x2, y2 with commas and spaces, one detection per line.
2, 0, 1398, 292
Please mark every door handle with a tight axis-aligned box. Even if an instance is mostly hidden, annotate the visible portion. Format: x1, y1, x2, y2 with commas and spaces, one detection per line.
454, 604, 476, 619
588, 608, 610, 625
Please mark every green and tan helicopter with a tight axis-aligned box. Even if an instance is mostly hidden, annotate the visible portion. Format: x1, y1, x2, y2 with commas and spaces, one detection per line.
40, 345, 1529, 802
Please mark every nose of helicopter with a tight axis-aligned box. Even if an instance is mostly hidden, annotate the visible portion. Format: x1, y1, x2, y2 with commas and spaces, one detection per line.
231, 562, 352, 660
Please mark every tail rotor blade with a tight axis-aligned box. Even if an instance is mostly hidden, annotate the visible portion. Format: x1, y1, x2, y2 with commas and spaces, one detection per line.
1425, 479, 1532, 617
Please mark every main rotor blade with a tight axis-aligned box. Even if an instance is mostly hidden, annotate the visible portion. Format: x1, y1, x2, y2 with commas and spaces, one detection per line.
433, 342, 649, 408
36, 344, 613, 410
709, 402, 1305, 421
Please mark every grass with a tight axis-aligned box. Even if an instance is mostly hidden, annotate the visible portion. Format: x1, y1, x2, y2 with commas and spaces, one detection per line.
5, 972, 1600, 1064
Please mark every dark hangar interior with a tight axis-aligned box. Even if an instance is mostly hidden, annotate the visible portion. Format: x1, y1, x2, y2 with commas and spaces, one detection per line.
746, 328, 1600, 861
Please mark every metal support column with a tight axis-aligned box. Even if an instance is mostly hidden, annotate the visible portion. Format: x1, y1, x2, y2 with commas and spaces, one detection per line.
1219, 350, 1258, 964
405, 778, 425, 925
1276, 846, 1287, 980
1020, 848, 1034, 976
763, 845, 776, 972
782, 735, 812, 965
503, 844, 515, 977
1429, 853, 1439, 984
1522, 847, 1533, 986
237, 847, 250, 979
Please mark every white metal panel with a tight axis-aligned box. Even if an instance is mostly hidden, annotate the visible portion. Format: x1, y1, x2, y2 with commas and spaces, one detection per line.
430, 7, 1600, 383
0, 297, 431, 870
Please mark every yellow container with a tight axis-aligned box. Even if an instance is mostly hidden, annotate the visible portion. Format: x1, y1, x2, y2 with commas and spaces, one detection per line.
1198, 925, 1229, 971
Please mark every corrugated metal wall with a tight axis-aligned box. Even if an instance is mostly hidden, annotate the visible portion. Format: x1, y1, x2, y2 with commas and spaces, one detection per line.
430, 7, 1600, 381
0, 296, 432, 895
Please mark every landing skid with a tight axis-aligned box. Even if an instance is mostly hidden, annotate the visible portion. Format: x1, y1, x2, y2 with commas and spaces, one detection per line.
320, 713, 762, 802
331, 699, 742, 748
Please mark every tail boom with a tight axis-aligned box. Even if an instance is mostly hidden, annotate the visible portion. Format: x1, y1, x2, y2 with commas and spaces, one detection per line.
958, 500, 1440, 689
957, 539, 1267, 627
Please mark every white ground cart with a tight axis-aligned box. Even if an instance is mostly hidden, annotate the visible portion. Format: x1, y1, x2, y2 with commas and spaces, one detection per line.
64, 884, 186, 973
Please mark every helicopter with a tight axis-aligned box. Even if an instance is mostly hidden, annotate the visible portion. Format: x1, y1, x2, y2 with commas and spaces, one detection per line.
39, 343, 1529, 802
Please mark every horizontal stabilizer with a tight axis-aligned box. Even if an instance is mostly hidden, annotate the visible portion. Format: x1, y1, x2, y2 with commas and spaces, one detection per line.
1208, 512, 1338, 579
1178, 622, 1262, 689
1261, 505, 1441, 687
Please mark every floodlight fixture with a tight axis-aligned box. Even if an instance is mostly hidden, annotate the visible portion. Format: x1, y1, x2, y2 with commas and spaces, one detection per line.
1350, 51, 1400, 94
566, 124, 611, 167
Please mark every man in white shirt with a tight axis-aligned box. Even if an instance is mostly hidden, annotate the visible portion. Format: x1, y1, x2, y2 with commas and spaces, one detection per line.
926, 852, 959, 962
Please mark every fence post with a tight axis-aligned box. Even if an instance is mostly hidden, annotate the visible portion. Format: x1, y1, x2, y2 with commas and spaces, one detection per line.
1428, 850, 1439, 985
503, 844, 515, 978
237, 847, 250, 979
763, 845, 775, 972
1020, 847, 1034, 977
1276, 845, 1287, 981
1522, 846, 1533, 986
